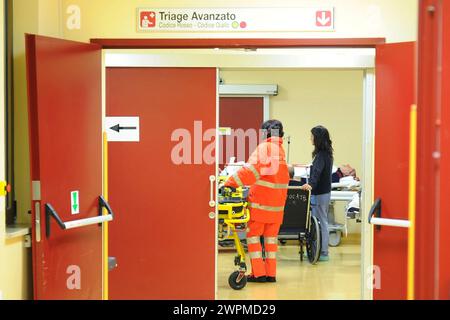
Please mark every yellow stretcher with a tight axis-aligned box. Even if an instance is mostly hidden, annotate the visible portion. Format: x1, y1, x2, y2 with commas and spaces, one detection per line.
217, 176, 250, 290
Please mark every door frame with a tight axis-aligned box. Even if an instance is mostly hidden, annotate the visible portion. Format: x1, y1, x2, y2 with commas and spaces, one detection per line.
102, 47, 376, 300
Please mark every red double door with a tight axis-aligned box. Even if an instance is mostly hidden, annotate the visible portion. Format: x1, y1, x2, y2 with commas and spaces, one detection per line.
374, 42, 416, 299
372, 1, 450, 299
26, 34, 418, 299
375, 16, 450, 298
106, 68, 216, 299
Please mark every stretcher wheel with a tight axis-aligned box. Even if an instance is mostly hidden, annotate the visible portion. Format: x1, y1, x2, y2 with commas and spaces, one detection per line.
329, 231, 342, 247
306, 216, 321, 264
228, 271, 247, 290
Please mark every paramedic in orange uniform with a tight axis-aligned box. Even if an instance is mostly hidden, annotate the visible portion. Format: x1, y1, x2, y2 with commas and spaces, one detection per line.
225, 120, 289, 283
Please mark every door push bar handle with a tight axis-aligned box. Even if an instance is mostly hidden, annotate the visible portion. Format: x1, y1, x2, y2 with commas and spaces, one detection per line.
368, 198, 411, 230
45, 196, 114, 238
368, 198, 382, 230
209, 175, 216, 208
98, 196, 114, 220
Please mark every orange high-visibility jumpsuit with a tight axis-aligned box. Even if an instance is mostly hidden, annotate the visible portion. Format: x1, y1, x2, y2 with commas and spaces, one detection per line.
225, 136, 289, 278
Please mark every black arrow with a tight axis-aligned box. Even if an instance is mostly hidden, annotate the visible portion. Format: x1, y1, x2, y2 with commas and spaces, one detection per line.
110, 124, 137, 133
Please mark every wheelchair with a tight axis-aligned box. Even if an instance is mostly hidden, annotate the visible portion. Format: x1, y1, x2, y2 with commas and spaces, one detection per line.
279, 187, 322, 264
217, 180, 250, 290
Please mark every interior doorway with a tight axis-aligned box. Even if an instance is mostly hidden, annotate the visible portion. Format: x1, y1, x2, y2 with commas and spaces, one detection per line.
217, 68, 365, 300
103, 48, 376, 300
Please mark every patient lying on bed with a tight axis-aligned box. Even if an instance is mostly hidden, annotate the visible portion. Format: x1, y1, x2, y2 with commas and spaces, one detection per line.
292, 164, 360, 189
331, 164, 361, 191
332, 164, 360, 183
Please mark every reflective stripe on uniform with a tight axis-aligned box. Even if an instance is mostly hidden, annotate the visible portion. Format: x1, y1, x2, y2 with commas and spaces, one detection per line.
247, 236, 260, 244
248, 203, 285, 212
254, 180, 288, 189
245, 164, 260, 181
249, 251, 263, 259
264, 237, 278, 244
266, 251, 277, 259
232, 173, 244, 187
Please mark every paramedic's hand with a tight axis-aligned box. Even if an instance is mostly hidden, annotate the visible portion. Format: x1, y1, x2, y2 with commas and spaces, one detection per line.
219, 186, 236, 197
300, 184, 312, 191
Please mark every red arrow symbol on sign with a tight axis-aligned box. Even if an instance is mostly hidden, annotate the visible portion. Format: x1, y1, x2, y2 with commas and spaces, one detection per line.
316, 11, 331, 26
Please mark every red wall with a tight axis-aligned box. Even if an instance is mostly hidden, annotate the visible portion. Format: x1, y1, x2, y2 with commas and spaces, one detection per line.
416, 0, 450, 300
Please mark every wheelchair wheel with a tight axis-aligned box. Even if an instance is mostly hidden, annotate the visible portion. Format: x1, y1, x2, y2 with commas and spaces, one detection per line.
228, 271, 247, 290
306, 216, 321, 264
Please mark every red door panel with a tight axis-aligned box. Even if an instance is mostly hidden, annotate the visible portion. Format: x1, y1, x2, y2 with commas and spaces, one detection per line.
26, 35, 102, 299
219, 97, 264, 168
106, 67, 216, 299
374, 42, 415, 299
416, 0, 450, 299
437, 0, 450, 299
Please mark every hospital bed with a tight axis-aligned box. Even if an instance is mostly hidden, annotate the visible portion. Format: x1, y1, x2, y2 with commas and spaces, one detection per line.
329, 190, 360, 246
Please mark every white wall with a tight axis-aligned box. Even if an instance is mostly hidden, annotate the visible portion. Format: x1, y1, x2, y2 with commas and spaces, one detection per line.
58, 0, 418, 43
0, 0, 47, 300
0, 0, 32, 300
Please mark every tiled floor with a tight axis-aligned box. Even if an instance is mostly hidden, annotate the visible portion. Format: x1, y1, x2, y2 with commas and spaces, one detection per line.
217, 235, 361, 300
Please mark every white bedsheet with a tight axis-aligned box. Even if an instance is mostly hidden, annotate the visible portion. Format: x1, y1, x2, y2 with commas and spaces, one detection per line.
332, 176, 361, 189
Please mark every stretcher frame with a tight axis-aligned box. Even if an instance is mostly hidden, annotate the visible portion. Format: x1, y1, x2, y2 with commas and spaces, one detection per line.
217, 179, 250, 290
329, 190, 360, 246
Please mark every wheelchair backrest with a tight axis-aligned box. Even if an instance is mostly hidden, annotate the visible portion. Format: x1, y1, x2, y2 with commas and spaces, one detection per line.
280, 187, 311, 233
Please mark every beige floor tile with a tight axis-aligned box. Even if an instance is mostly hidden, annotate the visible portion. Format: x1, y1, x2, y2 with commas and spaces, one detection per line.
217, 235, 361, 300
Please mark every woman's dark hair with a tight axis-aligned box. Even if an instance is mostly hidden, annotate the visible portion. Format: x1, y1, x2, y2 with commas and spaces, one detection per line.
311, 125, 333, 160
261, 119, 284, 138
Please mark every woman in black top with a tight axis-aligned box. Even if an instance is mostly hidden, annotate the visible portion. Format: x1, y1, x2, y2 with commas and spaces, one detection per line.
301, 125, 333, 261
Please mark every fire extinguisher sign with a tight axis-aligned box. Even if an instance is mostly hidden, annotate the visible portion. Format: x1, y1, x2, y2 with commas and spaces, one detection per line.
137, 7, 335, 32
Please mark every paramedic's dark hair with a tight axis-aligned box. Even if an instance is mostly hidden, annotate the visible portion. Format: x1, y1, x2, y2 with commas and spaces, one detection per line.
311, 125, 334, 160
261, 119, 284, 138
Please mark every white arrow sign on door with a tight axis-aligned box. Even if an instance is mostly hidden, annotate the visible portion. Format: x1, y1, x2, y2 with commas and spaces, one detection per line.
106, 116, 140, 142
